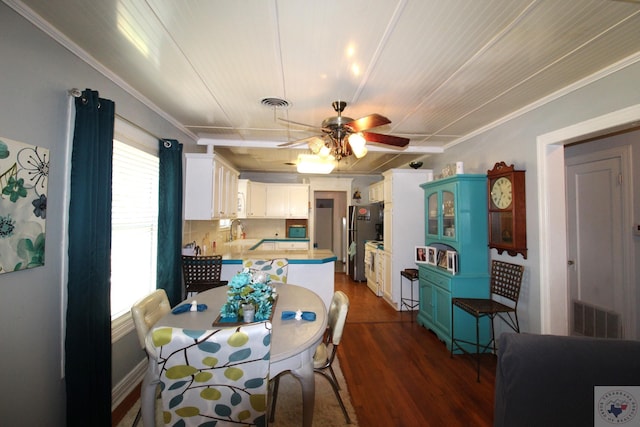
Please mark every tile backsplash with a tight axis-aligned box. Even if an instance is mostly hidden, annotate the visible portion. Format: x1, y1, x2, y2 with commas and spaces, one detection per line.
183, 218, 289, 255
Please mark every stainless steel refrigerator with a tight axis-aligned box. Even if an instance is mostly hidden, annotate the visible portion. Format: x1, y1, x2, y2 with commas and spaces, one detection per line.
347, 204, 382, 282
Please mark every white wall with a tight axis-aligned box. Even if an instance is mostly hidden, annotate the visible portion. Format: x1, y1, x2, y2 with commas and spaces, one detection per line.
0, 5, 195, 425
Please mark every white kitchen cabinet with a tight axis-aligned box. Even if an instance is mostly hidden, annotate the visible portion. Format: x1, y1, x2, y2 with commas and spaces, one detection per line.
239, 181, 305, 218
376, 249, 388, 299
381, 169, 432, 309
247, 181, 266, 217
237, 179, 248, 219
288, 184, 309, 218
256, 242, 276, 251
275, 241, 309, 250
265, 185, 287, 217
215, 162, 238, 218
265, 184, 309, 218
383, 203, 393, 254
184, 153, 239, 220
382, 250, 392, 301
368, 180, 384, 202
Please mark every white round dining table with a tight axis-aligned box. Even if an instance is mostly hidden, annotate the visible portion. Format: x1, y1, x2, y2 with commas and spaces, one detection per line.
141, 283, 328, 427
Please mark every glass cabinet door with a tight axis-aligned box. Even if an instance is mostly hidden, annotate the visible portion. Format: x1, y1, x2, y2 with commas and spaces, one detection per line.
442, 190, 455, 239
427, 192, 438, 236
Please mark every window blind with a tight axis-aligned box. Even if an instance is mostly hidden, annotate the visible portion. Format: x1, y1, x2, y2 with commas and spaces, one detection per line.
110, 139, 159, 319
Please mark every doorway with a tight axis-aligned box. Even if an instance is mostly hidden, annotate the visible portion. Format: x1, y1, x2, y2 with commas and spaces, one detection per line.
316, 199, 334, 250
314, 191, 348, 273
537, 103, 639, 337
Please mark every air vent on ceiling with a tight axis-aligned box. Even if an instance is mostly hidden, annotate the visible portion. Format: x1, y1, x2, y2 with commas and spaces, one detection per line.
261, 97, 290, 109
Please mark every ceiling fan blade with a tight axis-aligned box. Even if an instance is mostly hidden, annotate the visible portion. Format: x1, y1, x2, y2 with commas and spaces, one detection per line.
361, 131, 410, 148
277, 136, 322, 148
345, 113, 391, 132
277, 117, 323, 131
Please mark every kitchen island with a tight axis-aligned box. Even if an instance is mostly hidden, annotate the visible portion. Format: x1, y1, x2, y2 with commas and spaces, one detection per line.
215, 238, 336, 308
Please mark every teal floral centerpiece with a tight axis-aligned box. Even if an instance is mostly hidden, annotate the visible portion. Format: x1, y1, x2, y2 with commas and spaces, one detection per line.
219, 268, 277, 323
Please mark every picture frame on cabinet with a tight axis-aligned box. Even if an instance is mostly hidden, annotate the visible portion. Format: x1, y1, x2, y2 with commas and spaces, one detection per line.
426, 246, 437, 265
415, 246, 428, 264
437, 249, 448, 269
446, 250, 458, 275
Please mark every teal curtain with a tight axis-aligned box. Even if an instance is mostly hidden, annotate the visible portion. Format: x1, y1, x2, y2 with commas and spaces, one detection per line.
157, 139, 183, 306
65, 89, 114, 426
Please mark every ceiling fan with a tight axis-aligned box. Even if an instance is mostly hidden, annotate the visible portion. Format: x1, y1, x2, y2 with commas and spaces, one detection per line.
278, 101, 410, 161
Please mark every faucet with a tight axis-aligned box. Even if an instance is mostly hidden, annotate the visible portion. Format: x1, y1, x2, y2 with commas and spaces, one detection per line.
229, 219, 243, 241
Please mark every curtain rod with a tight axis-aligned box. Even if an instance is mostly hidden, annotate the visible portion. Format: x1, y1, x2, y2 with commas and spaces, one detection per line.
68, 88, 167, 143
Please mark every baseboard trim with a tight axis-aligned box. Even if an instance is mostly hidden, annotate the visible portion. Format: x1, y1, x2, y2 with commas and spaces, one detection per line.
112, 359, 147, 411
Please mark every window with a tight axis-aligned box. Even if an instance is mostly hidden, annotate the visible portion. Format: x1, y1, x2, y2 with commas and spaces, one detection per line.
110, 119, 159, 340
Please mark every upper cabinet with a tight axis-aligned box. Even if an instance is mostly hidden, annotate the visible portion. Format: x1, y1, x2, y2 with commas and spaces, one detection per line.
247, 181, 267, 218
237, 179, 248, 219
368, 180, 384, 202
265, 184, 287, 218
425, 186, 457, 241
238, 179, 267, 218
287, 184, 309, 218
237, 181, 309, 219
184, 153, 239, 220
421, 175, 488, 261
265, 183, 309, 218
214, 160, 239, 218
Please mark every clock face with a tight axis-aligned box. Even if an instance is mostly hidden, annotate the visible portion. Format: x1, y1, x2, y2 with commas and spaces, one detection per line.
491, 177, 512, 209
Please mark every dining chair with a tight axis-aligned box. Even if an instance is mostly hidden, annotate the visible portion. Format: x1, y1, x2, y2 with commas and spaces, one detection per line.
182, 255, 229, 296
270, 290, 351, 424
243, 258, 289, 284
450, 260, 524, 381
130, 289, 172, 427
149, 322, 272, 427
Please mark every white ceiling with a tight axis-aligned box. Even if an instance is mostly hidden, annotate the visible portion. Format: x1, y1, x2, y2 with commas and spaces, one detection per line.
9, 0, 640, 174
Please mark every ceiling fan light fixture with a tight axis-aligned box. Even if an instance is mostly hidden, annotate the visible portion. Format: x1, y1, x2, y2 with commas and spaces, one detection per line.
354, 146, 367, 159
348, 132, 367, 158
308, 137, 324, 154
319, 145, 331, 157
296, 154, 336, 174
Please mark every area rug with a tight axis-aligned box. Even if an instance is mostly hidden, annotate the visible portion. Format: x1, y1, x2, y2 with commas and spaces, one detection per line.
116, 357, 358, 426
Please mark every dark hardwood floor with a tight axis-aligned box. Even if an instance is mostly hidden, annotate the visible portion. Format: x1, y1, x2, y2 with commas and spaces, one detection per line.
335, 272, 496, 427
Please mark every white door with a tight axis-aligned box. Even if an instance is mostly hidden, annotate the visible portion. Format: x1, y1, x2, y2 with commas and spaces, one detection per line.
565, 148, 630, 338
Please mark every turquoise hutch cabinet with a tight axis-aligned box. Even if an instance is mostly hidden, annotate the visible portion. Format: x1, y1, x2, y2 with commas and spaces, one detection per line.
417, 174, 490, 352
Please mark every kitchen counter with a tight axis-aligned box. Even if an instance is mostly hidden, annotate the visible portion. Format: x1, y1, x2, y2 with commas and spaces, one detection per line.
213, 238, 336, 308
220, 239, 334, 264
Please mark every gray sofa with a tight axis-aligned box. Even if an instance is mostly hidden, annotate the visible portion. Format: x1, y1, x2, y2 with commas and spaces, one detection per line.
494, 333, 640, 427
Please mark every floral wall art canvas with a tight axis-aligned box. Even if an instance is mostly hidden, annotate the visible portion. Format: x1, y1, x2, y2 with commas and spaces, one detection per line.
0, 137, 48, 274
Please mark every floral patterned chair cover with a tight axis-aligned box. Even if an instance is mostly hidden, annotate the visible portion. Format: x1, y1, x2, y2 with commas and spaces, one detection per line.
149, 322, 272, 427
242, 258, 289, 284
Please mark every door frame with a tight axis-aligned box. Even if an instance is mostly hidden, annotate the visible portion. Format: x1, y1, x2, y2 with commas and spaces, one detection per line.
307, 177, 353, 255
537, 103, 639, 335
